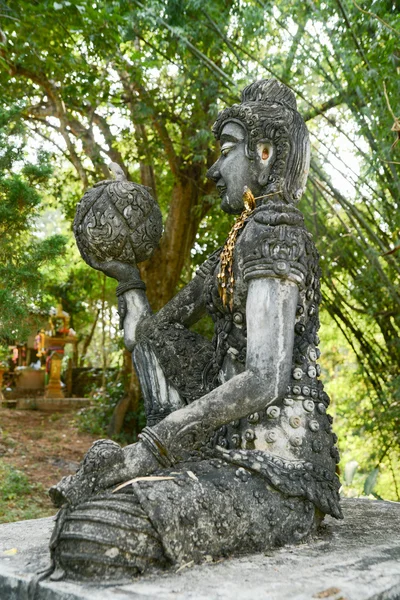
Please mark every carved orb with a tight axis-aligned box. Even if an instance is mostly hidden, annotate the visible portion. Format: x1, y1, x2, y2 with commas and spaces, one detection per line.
73, 179, 163, 266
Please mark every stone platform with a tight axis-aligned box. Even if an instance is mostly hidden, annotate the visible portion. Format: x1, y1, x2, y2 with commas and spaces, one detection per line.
0, 498, 399, 600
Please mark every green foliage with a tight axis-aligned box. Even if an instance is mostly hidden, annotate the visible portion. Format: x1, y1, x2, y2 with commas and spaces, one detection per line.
0, 463, 31, 501
320, 313, 400, 500
0, 461, 52, 523
76, 371, 145, 444
0, 110, 68, 344
364, 468, 380, 497
77, 380, 124, 438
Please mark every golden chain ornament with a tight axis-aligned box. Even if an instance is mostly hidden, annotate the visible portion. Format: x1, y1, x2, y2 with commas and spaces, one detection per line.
217, 187, 256, 310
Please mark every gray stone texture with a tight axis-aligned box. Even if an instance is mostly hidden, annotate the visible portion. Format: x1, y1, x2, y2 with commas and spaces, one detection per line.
1, 498, 399, 600
47, 79, 343, 580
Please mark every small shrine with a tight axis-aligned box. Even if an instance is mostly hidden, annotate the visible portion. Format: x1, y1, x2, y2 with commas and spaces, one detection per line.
2, 303, 78, 403
35, 303, 78, 399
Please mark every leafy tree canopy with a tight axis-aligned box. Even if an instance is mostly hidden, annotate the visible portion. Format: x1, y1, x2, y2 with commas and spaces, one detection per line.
0, 108, 67, 343
0, 0, 399, 496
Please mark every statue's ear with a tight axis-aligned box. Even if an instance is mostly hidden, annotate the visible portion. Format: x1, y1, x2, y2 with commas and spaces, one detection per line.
256, 141, 273, 186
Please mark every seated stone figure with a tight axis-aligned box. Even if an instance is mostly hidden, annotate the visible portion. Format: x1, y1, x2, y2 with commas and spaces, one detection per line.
48, 79, 342, 582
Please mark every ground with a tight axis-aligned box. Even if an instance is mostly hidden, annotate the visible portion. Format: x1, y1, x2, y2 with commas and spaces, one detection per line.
0, 408, 99, 524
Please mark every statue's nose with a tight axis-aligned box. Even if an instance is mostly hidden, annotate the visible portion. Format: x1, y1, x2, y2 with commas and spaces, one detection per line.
206, 162, 220, 182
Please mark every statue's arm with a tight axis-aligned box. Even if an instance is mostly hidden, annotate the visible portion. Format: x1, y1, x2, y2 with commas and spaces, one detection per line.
49, 276, 299, 506
153, 273, 207, 328
123, 276, 298, 469
123, 249, 221, 351
122, 273, 207, 352
154, 247, 221, 328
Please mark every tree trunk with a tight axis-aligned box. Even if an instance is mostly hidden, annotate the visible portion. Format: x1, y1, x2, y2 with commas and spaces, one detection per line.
79, 308, 100, 367
140, 175, 203, 309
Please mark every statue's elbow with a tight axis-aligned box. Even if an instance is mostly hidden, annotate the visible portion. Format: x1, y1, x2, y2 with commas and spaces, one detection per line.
251, 362, 291, 400
124, 332, 136, 353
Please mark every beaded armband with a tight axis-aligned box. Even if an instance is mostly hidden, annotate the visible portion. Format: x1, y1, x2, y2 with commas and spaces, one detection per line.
241, 204, 310, 289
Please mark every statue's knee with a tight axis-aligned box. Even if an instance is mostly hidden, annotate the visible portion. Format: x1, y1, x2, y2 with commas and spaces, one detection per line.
53, 492, 167, 581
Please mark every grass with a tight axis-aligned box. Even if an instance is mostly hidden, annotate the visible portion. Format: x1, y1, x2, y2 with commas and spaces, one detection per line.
0, 460, 54, 523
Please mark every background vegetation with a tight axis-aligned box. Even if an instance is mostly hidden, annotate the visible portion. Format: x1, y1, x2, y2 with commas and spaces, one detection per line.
0, 0, 399, 500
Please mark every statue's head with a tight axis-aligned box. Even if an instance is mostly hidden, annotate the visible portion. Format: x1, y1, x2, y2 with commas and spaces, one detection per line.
207, 79, 310, 214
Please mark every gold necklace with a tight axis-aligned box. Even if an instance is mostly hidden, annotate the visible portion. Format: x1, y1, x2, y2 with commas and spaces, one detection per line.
217, 187, 256, 311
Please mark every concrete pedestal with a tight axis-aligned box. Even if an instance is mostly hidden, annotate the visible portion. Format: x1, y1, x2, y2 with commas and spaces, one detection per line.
0, 498, 399, 600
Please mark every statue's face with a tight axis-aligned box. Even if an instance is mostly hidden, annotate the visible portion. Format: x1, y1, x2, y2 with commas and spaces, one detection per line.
207, 122, 272, 214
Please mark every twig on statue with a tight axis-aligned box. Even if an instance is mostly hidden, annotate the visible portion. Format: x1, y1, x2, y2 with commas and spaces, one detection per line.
112, 476, 175, 493
254, 189, 283, 200
175, 561, 194, 573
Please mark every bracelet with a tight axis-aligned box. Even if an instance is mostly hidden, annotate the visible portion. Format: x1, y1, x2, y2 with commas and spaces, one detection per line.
117, 295, 127, 330
138, 426, 174, 468
116, 279, 146, 296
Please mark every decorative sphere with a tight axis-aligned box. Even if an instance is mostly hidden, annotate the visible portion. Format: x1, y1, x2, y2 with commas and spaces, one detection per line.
73, 175, 163, 266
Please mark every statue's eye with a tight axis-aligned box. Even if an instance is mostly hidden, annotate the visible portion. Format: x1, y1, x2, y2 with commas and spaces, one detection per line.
221, 142, 235, 156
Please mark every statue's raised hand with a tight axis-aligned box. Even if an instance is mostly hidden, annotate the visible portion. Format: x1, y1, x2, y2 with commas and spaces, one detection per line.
79, 250, 140, 283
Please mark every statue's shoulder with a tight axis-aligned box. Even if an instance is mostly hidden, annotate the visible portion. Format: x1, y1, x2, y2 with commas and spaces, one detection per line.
238, 202, 317, 288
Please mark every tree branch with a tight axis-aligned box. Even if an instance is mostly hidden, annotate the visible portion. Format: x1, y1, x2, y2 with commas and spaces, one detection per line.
117, 63, 181, 179
352, 0, 400, 38
303, 94, 344, 121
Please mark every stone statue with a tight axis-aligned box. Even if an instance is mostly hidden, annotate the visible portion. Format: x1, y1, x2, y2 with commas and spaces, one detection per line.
47, 79, 342, 582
